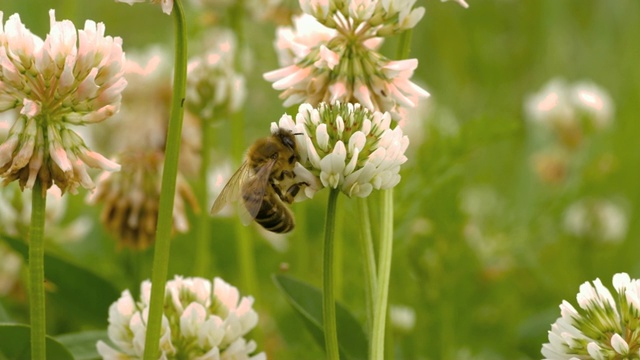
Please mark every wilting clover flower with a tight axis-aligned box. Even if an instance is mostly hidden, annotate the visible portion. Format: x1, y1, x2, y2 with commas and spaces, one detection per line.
115, 0, 173, 15
263, 0, 429, 120
87, 48, 199, 249
97, 276, 265, 360
89, 150, 197, 250
525, 79, 614, 149
542, 273, 640, 359
0, 10, 125, 194
273, 102, 408, 198
186, 28, 246, 120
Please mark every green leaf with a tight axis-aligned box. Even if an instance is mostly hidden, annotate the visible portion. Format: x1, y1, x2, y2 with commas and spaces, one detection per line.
56, 330, 109, 360
2, 236, 120, 326
0, 323, 73, 360
273, 274, 368, 360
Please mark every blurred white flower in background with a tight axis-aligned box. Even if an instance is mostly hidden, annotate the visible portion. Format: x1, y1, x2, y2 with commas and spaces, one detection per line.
115, 0, 173, 15
88, 48, 199, 249
542, 273, 640, 359
186, 28, 246, 121
390, 304, 416, 333
97, 276, 265, 360
525, 79, 614, 149
563, 197, 628, 243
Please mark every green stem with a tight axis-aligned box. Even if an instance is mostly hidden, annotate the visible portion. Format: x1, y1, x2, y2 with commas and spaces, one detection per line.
396, 29, 413, 59
143, 1, 187, 359
29, 180, 47, 360
323, 189, 340, 360
371, 189, 394, 360
194, 119, 213, 276
357, 197, 377, 338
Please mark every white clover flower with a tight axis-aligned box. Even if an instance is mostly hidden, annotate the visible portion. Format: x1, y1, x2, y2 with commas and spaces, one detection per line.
0, 10, 125, 194
115, 0, 173, 15
563, 198, 628, 243
272, 102, 408, 199
389, 304, 416, 333
525, 79, 614, 149
264, 3, 429, 121
186, 28, 246, 120
97, 276, 265, 360
88, 150, 198, 250
542, 273, 640, 359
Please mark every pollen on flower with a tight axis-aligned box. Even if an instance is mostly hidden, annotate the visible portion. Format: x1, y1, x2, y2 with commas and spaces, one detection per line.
0, 10, 126, 194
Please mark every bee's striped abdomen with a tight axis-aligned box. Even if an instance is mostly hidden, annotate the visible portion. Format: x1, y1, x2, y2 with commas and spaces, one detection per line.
254, 193, 294, 233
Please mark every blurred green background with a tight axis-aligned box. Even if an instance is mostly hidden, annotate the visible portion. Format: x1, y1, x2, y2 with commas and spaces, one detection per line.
1, 0, 640, 359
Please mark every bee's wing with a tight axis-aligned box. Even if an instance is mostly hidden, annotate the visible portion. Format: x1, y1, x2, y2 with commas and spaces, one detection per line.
211, 161, 253, 215
240, 158, 277, 223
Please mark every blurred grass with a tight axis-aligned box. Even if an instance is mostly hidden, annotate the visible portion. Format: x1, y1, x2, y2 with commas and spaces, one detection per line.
1, 0, 640, 359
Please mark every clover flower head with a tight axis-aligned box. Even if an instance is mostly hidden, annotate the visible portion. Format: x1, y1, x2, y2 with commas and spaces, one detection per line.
97, 275, 265, 360
264, 2, 429, 121
525, 79, 614, 149
187, 28, 246, 120
542, 273, 640, 359
0, 10, 125, 194
563, 197, 628, 243
272, 102, 409, 198
88, 150, 198, 250
115, 0, 173, 15
390, 304, 416, 333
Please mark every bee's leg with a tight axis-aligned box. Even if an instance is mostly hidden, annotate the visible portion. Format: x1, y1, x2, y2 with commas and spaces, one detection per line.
281, 182, 309, 204
274, 170, 295, 181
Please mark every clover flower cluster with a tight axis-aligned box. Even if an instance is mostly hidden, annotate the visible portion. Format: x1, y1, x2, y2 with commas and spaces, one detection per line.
89, 151, 197, 250
542, 273, 640, 359
273, 102, 408, 198
525, 79, 614, 149
0, 10, 126, 194
97, 276, 265, 360
264, 0, 429, 121
563, 198, 628, 243
186, 28, 246, 120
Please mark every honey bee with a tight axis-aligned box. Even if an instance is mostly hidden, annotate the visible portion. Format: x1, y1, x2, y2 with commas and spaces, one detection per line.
211, 128, 307, 233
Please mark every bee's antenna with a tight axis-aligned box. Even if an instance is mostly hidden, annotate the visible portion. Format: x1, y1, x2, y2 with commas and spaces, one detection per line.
293, 132, 303, 136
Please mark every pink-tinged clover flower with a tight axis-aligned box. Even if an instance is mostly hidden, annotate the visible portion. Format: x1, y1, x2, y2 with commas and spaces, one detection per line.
264, 0, 429, 121
272, 102, 409, 199
97, 276, 265, 360
0, 10, 125, 194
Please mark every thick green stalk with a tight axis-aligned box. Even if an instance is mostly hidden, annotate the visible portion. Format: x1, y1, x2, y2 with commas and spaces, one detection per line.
29, 180, 47, 360
357, 197, 377, 337
323, 189, 341, 360
194, 120, 213, 276
370, 189, 393, 360
143, 1, 187, 358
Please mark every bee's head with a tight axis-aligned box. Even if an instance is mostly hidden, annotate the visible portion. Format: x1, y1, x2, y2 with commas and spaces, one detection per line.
276, 128, 300, 151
